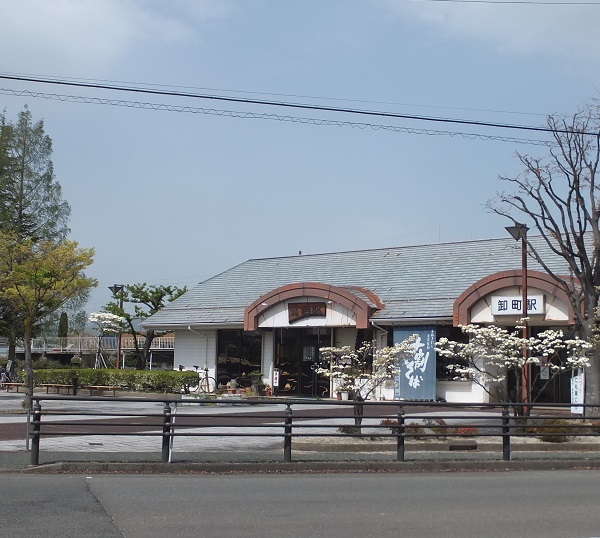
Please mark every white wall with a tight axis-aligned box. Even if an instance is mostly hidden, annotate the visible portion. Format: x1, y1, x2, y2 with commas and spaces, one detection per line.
471, 286, 569, 324
258, 297, 357, 328
173, 329, 217, 379
437, 380, 488, 403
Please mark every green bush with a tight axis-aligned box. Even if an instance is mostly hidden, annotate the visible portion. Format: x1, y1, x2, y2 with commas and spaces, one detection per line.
32, 358, 69, 370
33, 368, 198, 393
338, 426, 360, 435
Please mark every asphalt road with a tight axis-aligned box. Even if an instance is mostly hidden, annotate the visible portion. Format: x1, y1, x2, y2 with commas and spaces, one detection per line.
3, 470, 600, 538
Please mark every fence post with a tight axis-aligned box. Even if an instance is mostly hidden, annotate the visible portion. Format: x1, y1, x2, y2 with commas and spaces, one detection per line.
396, 407, 405, 462
162, 402, 171, 463
284, 404, 292, 462
502, 405, 511, 461
31, 400, 41, 466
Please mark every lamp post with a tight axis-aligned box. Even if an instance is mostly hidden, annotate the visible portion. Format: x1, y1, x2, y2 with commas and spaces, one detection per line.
108, 284, 124, 369
505, 223, 530, 412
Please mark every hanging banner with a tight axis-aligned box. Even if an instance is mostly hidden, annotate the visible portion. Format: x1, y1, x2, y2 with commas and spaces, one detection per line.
393, 326, 437, 401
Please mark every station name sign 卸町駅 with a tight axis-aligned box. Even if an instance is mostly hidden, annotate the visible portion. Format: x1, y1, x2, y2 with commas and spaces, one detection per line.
490, 295, 545, 316
288, 302, 327, 323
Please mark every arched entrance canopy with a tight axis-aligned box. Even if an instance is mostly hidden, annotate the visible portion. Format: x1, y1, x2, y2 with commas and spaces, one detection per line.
244, 282, 380, 330
453, 269, 575, 326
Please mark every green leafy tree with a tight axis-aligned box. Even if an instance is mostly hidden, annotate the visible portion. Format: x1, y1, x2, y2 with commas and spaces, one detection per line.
104, 284, 187, 370
0, 233, 97, 407
489, 103, 600, 408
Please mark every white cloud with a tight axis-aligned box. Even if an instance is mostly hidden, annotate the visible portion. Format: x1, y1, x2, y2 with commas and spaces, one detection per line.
379, 0, 600, 61
0, 0, 234, 75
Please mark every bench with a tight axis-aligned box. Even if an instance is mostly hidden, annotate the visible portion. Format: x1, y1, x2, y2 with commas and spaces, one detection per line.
39, 383, 73, 395
87, 385, 120, 397
2, 382, 27, 393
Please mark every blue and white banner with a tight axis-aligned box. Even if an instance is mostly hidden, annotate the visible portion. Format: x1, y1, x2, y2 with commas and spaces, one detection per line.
393, 326, 437, 401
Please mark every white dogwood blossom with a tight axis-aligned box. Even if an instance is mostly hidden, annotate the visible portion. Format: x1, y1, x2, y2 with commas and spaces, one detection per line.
89, 312, 125, 334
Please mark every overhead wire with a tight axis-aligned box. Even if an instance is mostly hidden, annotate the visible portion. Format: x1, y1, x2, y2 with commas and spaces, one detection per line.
0, 87, 554, 146
0, 73, 589, 137
0, 71, 552, 118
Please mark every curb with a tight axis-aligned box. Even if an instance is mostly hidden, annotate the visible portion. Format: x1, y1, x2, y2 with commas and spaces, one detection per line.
293, 441, 600, 453
13, 458, 600, 475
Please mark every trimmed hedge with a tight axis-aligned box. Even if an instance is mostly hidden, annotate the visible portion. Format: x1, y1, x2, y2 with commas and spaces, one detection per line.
33, 368, 198, 393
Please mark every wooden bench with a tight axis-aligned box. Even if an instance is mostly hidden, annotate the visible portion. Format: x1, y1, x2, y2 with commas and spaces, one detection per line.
87, 385, 120, 397
2, 382, 27, 393
39, 383, 73, 395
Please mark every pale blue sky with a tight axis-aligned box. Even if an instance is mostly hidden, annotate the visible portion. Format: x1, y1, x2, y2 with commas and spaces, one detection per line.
0, 0, 599, 315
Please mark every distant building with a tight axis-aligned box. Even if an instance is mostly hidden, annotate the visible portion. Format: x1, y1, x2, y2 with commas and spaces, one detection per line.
142, 236, 576, 403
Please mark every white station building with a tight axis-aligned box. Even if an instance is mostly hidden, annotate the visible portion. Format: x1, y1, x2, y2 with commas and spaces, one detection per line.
142, 235, 575, 403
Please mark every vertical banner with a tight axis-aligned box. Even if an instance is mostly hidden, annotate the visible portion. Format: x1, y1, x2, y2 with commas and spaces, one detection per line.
571, 368, 585, 415
393, 326, 437, 401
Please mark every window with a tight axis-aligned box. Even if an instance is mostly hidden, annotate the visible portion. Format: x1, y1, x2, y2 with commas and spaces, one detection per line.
217, 330, 262, 386
435, 326, 468, 380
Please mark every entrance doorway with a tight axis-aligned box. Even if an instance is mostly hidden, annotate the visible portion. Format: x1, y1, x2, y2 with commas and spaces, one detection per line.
275, 328, 330, 397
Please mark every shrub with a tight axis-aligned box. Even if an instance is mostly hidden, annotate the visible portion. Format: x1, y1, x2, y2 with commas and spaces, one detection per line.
33, 368, 197, 393
527, 418, 571, 443
456, 426, 479, 436
32, 358, 69, 370
338, 426, 360, 435
380, 418, 399, 434
423, 418, 450, 437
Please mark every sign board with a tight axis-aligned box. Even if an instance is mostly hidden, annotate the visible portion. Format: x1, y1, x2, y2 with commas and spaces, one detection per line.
394, 327, 436, 401
273, 368, 280, 388
288, 302, 326, 323
491, 295, 545, 316
571, 368, 585, 415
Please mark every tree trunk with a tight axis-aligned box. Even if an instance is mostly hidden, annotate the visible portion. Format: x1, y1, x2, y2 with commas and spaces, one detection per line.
353, 393, 364, 433
142, 329, 155, 369
7, 333, 16, 368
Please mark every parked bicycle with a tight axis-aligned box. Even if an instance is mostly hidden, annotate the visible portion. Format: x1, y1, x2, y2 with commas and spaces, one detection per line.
190, 365, 217, 394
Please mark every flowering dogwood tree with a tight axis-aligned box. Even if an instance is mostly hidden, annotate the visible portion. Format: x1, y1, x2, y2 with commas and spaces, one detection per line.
89, 312, 125, 334
89, 312, 125, 368
317, 338, 417, 431
436, 323, 590, 412
318, 337, 417, 400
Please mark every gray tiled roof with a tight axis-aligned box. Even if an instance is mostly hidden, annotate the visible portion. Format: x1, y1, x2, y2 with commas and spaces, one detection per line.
143, 235, 571, 328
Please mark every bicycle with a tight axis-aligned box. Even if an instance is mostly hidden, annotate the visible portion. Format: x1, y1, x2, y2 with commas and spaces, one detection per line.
191, 365, 217, 395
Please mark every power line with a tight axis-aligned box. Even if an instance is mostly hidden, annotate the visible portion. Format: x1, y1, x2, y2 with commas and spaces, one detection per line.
1, 71, 552, 119
0, 87, 554, 146
0, 73, 586, 136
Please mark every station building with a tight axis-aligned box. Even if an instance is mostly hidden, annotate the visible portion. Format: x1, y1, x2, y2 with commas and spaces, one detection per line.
142, 236, 576, 403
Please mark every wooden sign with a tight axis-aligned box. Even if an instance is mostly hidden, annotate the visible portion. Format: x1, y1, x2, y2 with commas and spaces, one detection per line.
288, 302, 327, 323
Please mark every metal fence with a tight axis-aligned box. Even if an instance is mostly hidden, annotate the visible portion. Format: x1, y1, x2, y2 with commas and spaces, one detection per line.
27, 396, 600, 466
10, 335, 176, 354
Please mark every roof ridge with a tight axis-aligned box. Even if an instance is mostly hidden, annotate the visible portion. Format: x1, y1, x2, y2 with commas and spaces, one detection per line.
246, 235, 539, 263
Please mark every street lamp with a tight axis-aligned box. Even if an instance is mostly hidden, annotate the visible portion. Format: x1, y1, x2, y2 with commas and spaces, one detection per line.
108, 284, 124, 369
505, 223, 530, 412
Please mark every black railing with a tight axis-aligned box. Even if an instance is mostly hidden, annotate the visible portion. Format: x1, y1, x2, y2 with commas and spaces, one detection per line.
27, 396, 600, 466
